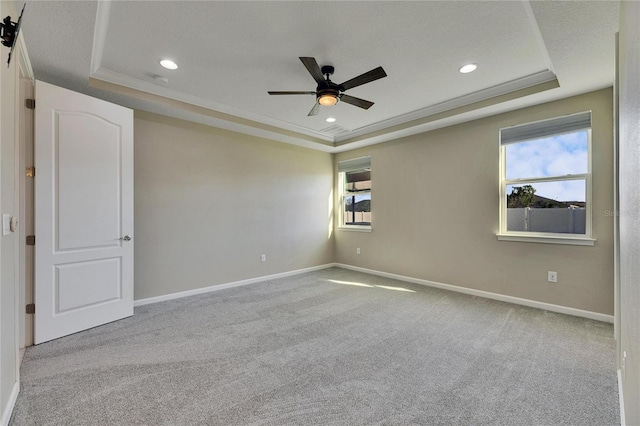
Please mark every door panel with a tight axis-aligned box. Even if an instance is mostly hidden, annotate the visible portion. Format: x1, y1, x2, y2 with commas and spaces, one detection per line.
56, 112, 121, 251
34, 80, 133, 344
56, 258, 122, 313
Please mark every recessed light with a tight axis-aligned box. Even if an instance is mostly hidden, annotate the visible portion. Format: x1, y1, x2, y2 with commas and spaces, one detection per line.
326, 117, 336, 123
459, 63, 478, 74
159, 59, 178, 70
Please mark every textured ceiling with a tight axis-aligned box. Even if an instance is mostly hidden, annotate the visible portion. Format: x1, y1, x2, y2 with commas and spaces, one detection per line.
18, 1, 619, 152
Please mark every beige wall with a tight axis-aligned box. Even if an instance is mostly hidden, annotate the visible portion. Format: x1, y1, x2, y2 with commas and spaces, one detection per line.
618, 1, 640, 423
335, 89, 614, 315
0, 0, 19, 422
133, 112, 335, 300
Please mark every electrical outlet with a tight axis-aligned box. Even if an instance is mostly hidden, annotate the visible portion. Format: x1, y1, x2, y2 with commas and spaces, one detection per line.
356, 247, 361, 255
261, 254, 266, 262
547, 271, 558, 283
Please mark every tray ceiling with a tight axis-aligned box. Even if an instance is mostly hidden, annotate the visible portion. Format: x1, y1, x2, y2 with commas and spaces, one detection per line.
19, 1, 619, 152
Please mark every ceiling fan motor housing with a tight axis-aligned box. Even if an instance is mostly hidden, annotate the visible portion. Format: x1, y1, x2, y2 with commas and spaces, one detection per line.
317, 66, 340, 105
320, 65, 335, 76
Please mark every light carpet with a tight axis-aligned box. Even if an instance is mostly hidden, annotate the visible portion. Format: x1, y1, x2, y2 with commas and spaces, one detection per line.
10, 267, 619, 425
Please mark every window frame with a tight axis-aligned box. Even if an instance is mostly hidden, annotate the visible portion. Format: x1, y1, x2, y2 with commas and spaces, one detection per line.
338, 156, 372, 232
497, 113, 595, 246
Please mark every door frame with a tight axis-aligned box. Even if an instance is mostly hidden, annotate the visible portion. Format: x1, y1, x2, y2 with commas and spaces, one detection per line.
613, 33, 621, 369
15, 33, 35, 351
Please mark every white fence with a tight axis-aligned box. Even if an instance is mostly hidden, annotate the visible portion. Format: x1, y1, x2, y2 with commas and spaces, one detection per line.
344, 211, 372, 224
507, 207, 586, 234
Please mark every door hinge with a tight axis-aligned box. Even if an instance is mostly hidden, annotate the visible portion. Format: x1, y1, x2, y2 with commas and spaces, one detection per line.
26, 303, 35, 314
26, 167, 35, 177
25, 98, 35, 109
26, 235, 35, 245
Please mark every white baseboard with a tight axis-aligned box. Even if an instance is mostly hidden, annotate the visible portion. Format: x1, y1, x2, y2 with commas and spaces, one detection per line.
335, 263, 614, 323
1, 382, 19, 426
134, 263, 337, 307
618, 369, 626, 426
134, 262, 613, 323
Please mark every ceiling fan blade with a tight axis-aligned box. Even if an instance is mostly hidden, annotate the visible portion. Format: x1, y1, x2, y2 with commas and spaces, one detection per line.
340, 94, 374, 110
299, 57, 326, 85
339, 66, 387, 91
268, 91, 316, 95
307, 102, 320, 116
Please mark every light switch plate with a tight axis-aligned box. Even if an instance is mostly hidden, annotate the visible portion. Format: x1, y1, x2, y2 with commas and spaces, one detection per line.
2, 214, 11, 236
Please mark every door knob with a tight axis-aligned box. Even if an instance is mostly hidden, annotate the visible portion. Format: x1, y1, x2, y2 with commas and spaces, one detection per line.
120, 235, 132, 241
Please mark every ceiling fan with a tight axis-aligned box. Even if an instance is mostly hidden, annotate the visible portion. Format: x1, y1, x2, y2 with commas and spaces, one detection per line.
268, 57, 387, 116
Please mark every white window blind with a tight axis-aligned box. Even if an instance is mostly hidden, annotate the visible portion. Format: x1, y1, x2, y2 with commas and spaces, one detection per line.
500, 111, 592, 145
338, 156, 371, 173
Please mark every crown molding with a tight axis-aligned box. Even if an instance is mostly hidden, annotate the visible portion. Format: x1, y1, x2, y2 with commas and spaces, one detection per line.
91, 65, 559, 154
338, 70, 558, 144
89, 76, 337, 153
522, 0, 556, 75
90, 68, 334, 144
90, 0, 110, 75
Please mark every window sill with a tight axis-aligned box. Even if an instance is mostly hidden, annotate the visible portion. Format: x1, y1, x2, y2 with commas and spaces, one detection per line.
338, 226, 372, 233
496, 233, 595, 246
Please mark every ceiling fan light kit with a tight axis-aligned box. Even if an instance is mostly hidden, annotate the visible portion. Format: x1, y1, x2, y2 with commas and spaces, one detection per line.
268, 57, 387, 116
318, 93, 339, 106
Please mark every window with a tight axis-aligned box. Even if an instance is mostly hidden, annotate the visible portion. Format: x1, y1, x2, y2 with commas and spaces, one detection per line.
338, 156, 371, 230
499, 112, 594, 245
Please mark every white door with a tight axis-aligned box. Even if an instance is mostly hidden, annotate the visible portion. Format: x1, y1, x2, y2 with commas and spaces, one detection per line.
34, 80, 134, 344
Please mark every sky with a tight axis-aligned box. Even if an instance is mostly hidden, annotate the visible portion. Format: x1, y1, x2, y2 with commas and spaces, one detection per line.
506, 130, 588, 202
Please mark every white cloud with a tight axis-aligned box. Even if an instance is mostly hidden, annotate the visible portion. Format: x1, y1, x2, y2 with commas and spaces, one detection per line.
505, 131, 588, 201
